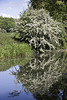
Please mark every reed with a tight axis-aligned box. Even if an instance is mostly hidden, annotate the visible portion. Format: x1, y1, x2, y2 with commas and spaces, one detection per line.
0, 33, 32, 59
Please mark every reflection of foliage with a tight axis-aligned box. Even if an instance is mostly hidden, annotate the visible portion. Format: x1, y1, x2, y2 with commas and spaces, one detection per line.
0, 56, 31, 71
8, 90, 21, 97
10, 52, 67, 99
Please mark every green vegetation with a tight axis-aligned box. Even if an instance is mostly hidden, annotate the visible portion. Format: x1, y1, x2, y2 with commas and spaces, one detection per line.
14, 9, 67, 52
29, 0, 67, 35
0, 33, 33, 59
13, 0, 67, 52
29, 0, 67, 21
0, 16, 15, 32
0, 0, 67, 56
0, 57, 32, 71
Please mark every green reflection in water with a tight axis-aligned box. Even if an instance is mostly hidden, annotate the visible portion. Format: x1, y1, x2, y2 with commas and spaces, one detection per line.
0, 56, 32, 71
10, 51, 67, 100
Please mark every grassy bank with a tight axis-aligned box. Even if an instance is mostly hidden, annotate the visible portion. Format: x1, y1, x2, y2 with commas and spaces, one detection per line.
0, 33, 33, 59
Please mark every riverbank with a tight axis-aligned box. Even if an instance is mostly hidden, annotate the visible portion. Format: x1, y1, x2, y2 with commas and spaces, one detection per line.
0, 33, 33, 59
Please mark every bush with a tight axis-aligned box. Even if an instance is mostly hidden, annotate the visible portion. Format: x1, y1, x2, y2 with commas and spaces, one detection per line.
14, 9, 66, 52
0, 16, 15, 32
0, 28, 6, 33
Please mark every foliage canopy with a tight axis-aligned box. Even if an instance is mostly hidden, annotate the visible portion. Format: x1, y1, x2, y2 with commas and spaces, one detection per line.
29, 0, 67, 21
0, 16, 15, 32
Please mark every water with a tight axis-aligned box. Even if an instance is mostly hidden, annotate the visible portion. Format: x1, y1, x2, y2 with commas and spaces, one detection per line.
0, 52, 67, 100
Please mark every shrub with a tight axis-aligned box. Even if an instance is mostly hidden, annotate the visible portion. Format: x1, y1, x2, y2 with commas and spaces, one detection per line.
0, 16, 15, 32
14, 9, 66, 52
0, 28, 6, 33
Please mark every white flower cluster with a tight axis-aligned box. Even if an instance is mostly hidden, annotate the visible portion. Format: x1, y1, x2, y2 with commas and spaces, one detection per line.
15, 9, 65, 52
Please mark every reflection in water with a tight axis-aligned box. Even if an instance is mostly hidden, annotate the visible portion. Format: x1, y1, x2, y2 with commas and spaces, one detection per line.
0, 56, 31, 71
9, 89, 21, 97
10, 52, 67, 100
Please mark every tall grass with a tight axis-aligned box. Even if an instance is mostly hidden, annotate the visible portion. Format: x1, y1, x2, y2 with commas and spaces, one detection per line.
0, 33, 33, 59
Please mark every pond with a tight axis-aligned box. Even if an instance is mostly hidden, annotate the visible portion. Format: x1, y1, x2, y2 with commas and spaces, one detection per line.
0, 52, 67, 100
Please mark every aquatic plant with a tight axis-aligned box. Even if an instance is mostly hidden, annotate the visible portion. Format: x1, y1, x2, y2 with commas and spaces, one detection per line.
0, 33, 32, 59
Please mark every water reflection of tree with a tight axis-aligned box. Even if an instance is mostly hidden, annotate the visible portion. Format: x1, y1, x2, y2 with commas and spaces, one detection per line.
10, 52, 67, 100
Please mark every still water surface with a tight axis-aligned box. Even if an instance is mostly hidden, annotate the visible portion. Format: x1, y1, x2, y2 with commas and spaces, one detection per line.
0, 52, 67, 100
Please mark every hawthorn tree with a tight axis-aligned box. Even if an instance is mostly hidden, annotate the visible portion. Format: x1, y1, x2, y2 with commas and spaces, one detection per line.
14, 9, 66, 52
